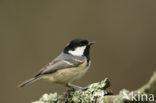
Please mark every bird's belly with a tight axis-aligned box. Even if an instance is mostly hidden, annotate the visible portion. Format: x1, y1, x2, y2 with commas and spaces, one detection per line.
43, 60, 90, 84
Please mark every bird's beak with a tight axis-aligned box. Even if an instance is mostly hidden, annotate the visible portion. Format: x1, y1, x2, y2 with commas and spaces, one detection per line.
88, 41, 95, 46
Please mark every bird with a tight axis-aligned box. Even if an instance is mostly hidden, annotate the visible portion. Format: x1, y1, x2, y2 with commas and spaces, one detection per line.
18, 38, 95, 90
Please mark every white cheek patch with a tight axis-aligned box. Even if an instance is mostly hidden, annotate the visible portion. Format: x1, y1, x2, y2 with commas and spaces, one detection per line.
68, 46, 86, 56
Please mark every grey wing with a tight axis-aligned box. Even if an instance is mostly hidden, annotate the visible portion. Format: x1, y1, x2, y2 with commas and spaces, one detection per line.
34, 57, 84, 77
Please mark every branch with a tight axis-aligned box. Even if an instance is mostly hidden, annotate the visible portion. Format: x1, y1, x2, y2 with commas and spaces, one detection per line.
32, 72, 156, 103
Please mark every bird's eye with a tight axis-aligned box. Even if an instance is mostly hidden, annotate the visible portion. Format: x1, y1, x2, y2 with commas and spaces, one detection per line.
79, 44, 83, 46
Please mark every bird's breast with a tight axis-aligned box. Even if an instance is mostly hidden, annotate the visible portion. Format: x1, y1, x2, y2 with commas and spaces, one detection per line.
43, 58, 90, 84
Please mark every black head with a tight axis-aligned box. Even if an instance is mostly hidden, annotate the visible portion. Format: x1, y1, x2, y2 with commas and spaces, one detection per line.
64, 38, 94, 57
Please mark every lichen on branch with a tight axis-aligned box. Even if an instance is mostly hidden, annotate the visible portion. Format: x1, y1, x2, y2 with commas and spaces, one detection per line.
33, 78, 111, 103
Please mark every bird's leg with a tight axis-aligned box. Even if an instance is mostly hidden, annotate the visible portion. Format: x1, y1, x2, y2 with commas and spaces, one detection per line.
66, 83, 89, 91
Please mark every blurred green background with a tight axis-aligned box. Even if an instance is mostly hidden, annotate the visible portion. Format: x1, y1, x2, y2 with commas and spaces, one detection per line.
1, 0, 156, 103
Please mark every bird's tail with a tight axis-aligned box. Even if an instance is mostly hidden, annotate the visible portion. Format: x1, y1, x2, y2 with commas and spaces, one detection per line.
18, 77, 39, 87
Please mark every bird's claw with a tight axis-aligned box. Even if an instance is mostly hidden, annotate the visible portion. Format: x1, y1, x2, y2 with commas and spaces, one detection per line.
66, 83, 89, 91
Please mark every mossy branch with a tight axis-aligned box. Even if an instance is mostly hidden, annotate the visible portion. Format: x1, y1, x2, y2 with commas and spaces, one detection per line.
32, 72, 156, 103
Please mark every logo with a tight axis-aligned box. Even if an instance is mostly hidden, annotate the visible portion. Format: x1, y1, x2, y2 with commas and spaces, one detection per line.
122, 91, 155, 102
